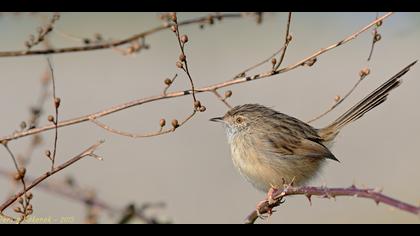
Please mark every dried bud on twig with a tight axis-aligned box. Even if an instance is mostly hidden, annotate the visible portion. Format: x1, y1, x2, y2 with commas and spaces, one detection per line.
164, 78, 172, 86
171, 119, 179, 129
194, 100, 202, 109
305, 57, 317, 67
26, 192, 33, 200
54, 97, 61, 108
374, 33, 381, 42
48, 115, 55, 123
171, 25, 177, 32
287, 34, 293, 43
159, 119, 166, 127
176, 61, 184, 69
271, 58, 277, 66
14, 207, 22, 213
179, 53, 186, 62
224, 90, 232, 98
334, 95, 341, 102
170, 12, 177, 22
45, 150, 51, 157
376, 20, 383, 27
20, 121, 27, 130
180, 35, 188, 44
199, 106, 206, 112
359, 68, 370, 78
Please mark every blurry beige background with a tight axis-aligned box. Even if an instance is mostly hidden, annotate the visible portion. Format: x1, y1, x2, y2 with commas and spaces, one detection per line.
0, 12, 419, 224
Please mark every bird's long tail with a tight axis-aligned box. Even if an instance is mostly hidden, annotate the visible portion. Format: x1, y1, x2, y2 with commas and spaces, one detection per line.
319, 60, 417, 141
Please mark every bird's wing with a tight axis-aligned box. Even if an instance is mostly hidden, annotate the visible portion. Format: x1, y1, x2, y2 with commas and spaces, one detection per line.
264, 114, 339, 162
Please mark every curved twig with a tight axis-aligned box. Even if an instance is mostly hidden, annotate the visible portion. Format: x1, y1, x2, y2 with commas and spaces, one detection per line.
306, 72, 365, 123
89, 110, 196, 138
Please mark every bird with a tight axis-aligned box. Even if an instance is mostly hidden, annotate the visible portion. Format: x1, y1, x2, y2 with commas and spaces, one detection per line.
210, 61, 417, 210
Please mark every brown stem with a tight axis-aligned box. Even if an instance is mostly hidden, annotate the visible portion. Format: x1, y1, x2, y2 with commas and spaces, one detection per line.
0, 141, 104, 213
274, 12, 292, 71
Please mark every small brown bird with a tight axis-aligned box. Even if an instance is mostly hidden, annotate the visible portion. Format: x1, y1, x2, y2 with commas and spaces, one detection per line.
210, 61, 416, 203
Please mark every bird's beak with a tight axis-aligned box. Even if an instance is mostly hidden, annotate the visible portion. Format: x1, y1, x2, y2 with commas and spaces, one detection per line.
209, 117, 224, 123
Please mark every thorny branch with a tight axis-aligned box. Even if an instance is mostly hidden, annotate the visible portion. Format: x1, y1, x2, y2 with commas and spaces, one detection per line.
0, 13, 394, 143
0, 141, 104, 217
245, 184, 420, 224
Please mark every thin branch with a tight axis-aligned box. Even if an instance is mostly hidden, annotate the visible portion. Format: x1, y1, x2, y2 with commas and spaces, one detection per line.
0, 13, 394, 143
0, 168, 163, 224
0, 141, 104, 214
212, 89, 232, 109
89, 110, 196, 138
46, 57, 59, 171
367, 12, 381, 61
171, 13, 197, 105
245, 184, 420, 224
163, 74, 178, 95
273, 12, 292, 71
1, 143, 28, 220
306, 69, 367, 123
0, 13, 243, 58
233, 47, 284, 79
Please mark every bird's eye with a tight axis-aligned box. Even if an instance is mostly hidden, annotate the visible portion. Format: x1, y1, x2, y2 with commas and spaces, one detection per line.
236, 117, 243, 123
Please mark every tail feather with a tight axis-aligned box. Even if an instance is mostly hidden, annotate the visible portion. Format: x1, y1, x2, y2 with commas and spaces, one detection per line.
320, 60, 417, 140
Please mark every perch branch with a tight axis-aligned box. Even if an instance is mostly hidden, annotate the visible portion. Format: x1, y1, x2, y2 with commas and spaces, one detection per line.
245, 184, 420, 224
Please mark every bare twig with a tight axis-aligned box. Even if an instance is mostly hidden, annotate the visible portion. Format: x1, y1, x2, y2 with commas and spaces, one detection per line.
0, 168, 162, 224
367, 13, 381, 61
46, 57, 60, 171
233, 47, 284, 79
245, 184, 420, 224
212, 89, 232, 109
171, 13, 197, 105
0, 141, 104, 214
24, 13, 60, 52
1, 144, 27, 199
0, 13, 394, 143
163, 74, 178, 95
89, 110, 196, 138
306, 68, 368, 123
277, 12, 393, 74
0, 13, 243, 57
273, 12, 292, 71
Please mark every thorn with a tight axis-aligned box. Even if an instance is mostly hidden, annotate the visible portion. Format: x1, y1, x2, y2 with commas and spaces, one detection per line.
373, 187, 383, 193
306, 194, 312, 206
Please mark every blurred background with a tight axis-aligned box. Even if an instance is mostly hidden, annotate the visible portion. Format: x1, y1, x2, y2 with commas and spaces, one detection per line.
0, 12, 419, 224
